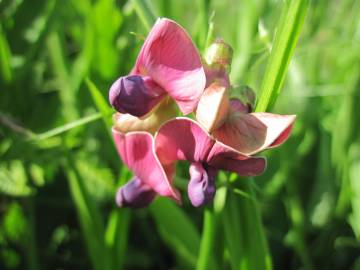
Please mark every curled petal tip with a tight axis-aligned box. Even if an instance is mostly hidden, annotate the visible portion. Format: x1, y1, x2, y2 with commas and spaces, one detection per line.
188, 163, 217, 207
116, 178, 156, 208
109, 75, 165, 117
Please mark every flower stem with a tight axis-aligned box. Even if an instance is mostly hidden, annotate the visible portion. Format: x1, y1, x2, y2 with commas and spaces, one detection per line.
223, 178, 272, 270
196, 207, 218, 270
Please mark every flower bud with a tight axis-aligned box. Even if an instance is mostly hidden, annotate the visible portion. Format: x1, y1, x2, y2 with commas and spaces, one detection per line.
188, 163, 217, 207
116, 177, 156, 208
204, 39, 233, 70
109, 75, 165, 117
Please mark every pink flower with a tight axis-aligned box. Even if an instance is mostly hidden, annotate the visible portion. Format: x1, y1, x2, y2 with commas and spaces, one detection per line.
110, 18, 205, 207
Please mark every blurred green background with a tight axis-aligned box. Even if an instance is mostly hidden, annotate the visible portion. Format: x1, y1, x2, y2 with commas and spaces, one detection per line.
1, 0, 360, 269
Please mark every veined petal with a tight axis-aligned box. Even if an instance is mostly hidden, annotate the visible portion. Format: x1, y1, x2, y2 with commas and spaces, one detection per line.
109, 75, 165, 117
155, 117, 266, 176
213, 100, 296, 155
134, 18, 206, 115
116, 177, 156, 208
196, 82, 230, 133
188, 163, 217, 207
155, 117, 214, 165
112, 129, 180, 202
207, 141, 267, 176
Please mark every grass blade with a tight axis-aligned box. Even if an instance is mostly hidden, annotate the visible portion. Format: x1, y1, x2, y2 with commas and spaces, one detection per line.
35, 113, 102, 141
256, 0, 309, 112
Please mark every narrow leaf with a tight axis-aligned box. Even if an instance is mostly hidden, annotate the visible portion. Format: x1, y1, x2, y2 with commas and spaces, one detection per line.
256, 0, 309, 112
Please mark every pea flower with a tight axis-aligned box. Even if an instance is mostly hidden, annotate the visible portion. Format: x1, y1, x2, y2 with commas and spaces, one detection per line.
153, 41, 296, 207
110, 18, 206, 207
110, 18, 296, 208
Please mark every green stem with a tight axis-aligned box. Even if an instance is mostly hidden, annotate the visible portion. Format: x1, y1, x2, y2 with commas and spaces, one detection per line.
196, 207, 218, 270
224, 178, 272, 270
25, 198, 40, 270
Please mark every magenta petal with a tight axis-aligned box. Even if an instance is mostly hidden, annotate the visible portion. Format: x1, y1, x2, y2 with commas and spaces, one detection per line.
112, 129, 180, 202
213, 106, 296, 155
188, 163, 217, 207
116, 177, 156, 208
134, 18, 206, 114
155, 118, 266, 177
208, 141, 267, 176
155, 117, 214, 165
109, 75, 165, 117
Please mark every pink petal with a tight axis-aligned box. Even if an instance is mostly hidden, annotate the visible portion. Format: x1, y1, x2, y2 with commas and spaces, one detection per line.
133, 18, 206, 115
155, 117, 214, 165
196, 82, 230, 132
213, 106, 296, 155
155, 118, 266, 176
112, 129, 180, 202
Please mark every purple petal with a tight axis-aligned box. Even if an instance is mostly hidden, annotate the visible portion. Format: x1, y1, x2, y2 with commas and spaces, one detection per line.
188, 163, 217, 207
133, 18, 206, 115
116, 177, 156, 208
109, 75, 166, 117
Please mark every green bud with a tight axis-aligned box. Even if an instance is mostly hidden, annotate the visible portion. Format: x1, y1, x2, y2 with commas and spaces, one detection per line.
205, 39, 233, 70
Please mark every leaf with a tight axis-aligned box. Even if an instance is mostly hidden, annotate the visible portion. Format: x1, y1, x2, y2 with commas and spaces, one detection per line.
85, 78, 113, 130
0, 24, 13, 83
34, 113, 102, 141
150, 198, 201, 267
0, 161, 34, 197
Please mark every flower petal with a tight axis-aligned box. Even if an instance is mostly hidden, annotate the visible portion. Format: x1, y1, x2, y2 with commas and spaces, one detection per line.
155, 117, 266, 176
196, 82, 230, 132
213, 103, 296, 155
112, 129, 180, 202
109, 75, 165, 117
116, 177, 156, 208
155, 117, 214, 165
188, 163, 217, 207
207, 141, 267, 176
134, 18, 206, 115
